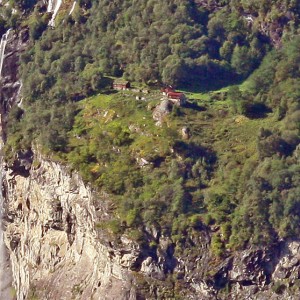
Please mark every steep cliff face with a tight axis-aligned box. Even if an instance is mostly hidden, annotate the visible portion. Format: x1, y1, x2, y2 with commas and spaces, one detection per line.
3, 151, 300, 300
0, 25, 28, 300
1, 150, 211, 299
0, 166, 14, 299
1, 2, 300, 300
3, 152, 139, 300
0, 28, 27, 134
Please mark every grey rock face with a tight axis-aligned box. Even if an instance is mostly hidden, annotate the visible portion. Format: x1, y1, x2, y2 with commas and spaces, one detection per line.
3, 153, 139, 300
1, 5, 300, 300
0, 27, 27, 300
152, 99, 173, 126
0, 29, 27, 118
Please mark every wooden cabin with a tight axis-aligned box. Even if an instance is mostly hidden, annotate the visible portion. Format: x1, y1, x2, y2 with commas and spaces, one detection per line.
167, 91, 186, 106
113, 79, 131, 90
161, 87, 175, 95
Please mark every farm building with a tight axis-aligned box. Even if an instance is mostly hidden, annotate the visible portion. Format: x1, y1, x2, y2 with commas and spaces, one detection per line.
113, 79, 131, 90
161, 87, 175, 95
166, 91, 187, 106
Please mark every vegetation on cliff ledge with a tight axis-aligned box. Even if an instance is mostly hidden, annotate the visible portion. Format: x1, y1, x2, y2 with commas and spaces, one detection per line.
2, 0, 300, 259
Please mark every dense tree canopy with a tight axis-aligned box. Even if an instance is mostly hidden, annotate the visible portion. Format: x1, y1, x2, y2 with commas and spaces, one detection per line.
2, 0, 300, 256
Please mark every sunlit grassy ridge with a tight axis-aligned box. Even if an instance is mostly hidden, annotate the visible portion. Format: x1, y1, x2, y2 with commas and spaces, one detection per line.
2, 0, 300, 259
58, 79, 281, 255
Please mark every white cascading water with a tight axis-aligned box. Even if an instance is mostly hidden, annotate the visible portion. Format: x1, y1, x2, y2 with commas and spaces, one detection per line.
69, 0, 76, 15
16, 81, 23, 107
47, 0, 54, 12
0, 29, 11, 78
48, 0, 63, 27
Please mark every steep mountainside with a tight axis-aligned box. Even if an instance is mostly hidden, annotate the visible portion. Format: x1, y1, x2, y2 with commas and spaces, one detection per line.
0, 0, 300, 299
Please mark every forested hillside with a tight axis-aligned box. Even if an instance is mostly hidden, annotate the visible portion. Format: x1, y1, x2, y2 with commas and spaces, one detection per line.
1, 0, 300, 297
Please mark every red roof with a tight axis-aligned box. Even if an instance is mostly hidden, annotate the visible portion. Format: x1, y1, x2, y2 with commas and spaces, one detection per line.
161, 87, 175, 93
167, 92, 184, 99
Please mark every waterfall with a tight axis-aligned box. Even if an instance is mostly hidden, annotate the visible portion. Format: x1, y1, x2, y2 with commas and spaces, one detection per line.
47, 0, 54, 13
48, 0, 63, 27
69, 0, 76, 15
0, 29, 12, 78
16, 81, 23, 107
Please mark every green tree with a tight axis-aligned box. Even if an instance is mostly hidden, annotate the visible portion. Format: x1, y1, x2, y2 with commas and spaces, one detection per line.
231, 45, 255, 77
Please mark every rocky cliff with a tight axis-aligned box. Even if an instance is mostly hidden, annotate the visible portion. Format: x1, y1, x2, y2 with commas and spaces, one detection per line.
1, 148, 212, 300
0, 27, 26, 131
2, 150, 300, 300
1, 2, 300, 300
3, 151, 139, 300
0, 24, 28, 300
0, 36, 299, 300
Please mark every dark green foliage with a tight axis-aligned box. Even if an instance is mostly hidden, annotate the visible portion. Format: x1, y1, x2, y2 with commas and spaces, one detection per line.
18, 0, 269, 88
257, 132, 293, 158
10, 0, 273, 158
231, 45, 257, 77
0, 17, 6, 36
4, 0, 300, 256
28, 10, 48, 40
10, 0, 37, 10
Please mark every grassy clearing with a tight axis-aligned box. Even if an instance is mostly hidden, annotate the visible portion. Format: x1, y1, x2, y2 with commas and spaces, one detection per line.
70, 81, 278, 177
65, 81, 281, 254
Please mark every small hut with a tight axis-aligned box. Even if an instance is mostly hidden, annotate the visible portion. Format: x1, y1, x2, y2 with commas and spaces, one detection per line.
113, 79, 131, 90
167, 91, 187, 106
161, 87, 175, 95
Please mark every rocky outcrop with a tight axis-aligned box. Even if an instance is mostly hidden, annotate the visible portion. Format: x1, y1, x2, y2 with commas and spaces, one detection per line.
208, 242, 300, 300
0, 27, 28, 300
1, 3, 300, 300
152, 99, 173, 126
1, 150, 210, 299
0, 167, 14, 299
0, 28, 28, 135
3, 152, 140, 300
3, 151, 300, 300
